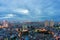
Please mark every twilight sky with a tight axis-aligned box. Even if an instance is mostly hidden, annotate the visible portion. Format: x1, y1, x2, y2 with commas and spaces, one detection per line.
0, 0, 60, 22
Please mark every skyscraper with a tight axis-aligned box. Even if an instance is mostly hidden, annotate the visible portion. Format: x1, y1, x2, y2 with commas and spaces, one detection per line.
44, 20, 49, 27
50, 19, 54, 27
3, 20, 8, 28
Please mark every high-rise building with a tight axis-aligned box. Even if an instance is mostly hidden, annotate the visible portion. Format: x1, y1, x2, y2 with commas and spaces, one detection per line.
3, 20, 8, 28
0, 25, 2, 28
22, 24, 27, 30
50, 19, 54, 27
58, 22, 60, 26
44, 20, 49, 27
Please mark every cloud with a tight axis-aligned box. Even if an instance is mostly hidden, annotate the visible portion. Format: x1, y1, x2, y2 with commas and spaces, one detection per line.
12, 8, 29, 15
4, 14, 15, 18
0, 14, 15, 19
0, 0, 60, 21
0, 7, 7, 11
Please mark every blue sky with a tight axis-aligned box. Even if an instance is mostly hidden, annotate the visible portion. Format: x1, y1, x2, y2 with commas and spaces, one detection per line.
0, 0, 60, 22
